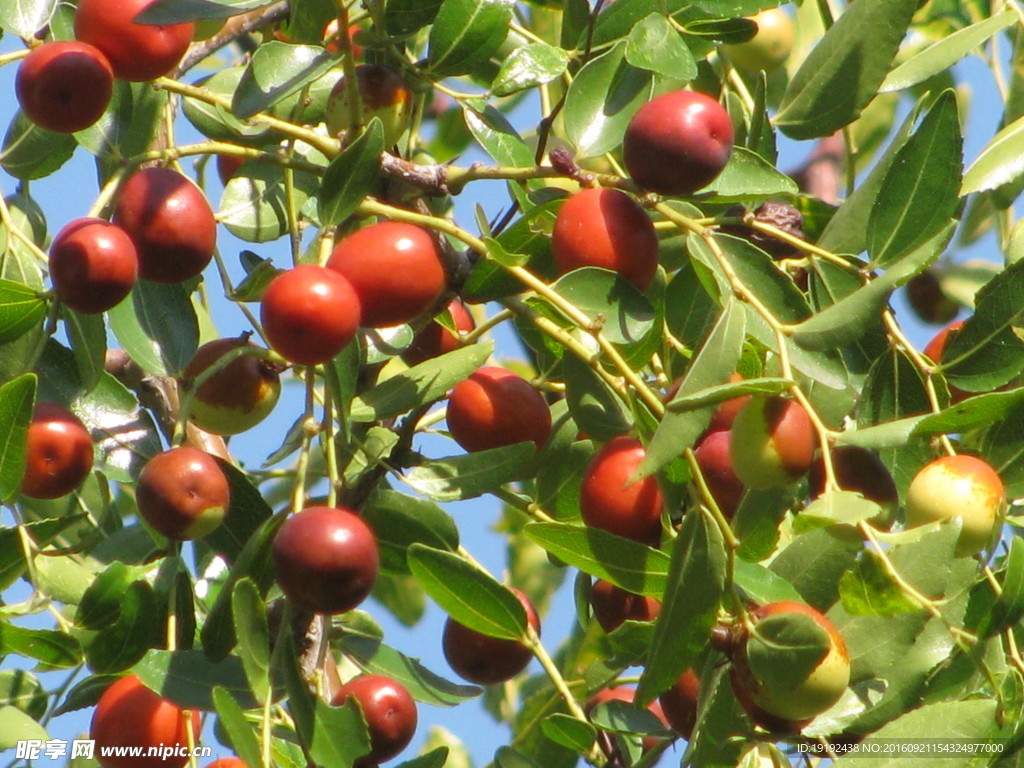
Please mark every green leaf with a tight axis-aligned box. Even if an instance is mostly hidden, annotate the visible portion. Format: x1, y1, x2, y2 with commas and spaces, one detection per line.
220, 156, 321, 243
350, 341, 493, 422
340, 634, 482, 706
881, 11, 1016, 94
85, 580, 159, 673
775, 0, 919, 139
867, 91, 962, 267
541, 713, 597, 752
405, 443, 535, 501
0, 0, 58, 37
233, 578, 270, 701
77, 81, 168, 182
943, 259, 1024, 391
551, 267, 656, 349
524, 522, 669, 597
561, 353, 633, 442
63, 308, 106, 394
0, 112, 75, 180
318, 119, 384, 228
637, 511, 726, 705
733, 559, 803, 605
624, 14, 697, 82
0, 670, 47, 720
743, 612, 831, 702
644, 300, 746, 475
362, 490, 460, 574
136, 0, 271, 23
77, 562, 140, 630
427, 0, 513, 77
107, 280, 199, 377
839, 550, 919, 616
407, 544, 527, 640
212, 687, 264, 768
792, 222, 954, 351
0, 705, 47, 750
703, 147, 798, 198
385, 0, 444, 35
395, 748, 450, 768
564, 42, 653, 159
206, 459, 274, 564
0, 622, 82, 669
980, 536, 1024, 636
962, 111, 1024, 195
0, 516, 83, 592
0, 373, 35, 503
0, 279, 46, 345
133, 649, 256, 710
463, 105, 535, 168
233, 41, 335, 119
493, 43, 569, 97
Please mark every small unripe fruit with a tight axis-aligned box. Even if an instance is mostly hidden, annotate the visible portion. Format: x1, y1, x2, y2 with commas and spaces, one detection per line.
113, 167, 217, 284
904, 454, 1005, 557
443, 588, 539, 685
260, 265, 362, 366
327, 221, 446, 328
590, 579, 660, 633
21, 403, 94, 500
624, 91, 733, 197
730, 602, 850, 724
446, 366, 552, 453
551, 188, 659, 291
90, 674, 200, 768
75, 0, 194, 82
723, 8, 795, 72
331, 674, 417, 765
272, 506, 379, 615
136, 447, 230, 540
49, 218, 139, 314
580, 436, 663, 546
693, 429, 745, 517
402, 299, 475, 366
183, 337, 282, 435
325, 64, 413, 146
15, 41, 113, 134
730, 396, 815, 489
807, 446, 898, 528
658, 669, 701, 740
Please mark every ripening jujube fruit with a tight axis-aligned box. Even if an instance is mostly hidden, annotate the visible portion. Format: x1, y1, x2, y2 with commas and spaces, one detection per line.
183, 337, 282, 435
260, 265, 362, 366
580, 436, 664, 546
327, 221, 446, 328
90, 674, 200, 768
443, 587, 539, 685
904, 454, 1005, 557
658, 669, 701, 740
590, 578, 661, 633
331, 674, 418, 766
21, 402, 94, 500
113, 167, 217, 284
402, 299, 476, 366
924, 319, 969, 403
204, 761, 247, 768
446, 366, 552, 453
325, 64, 413, 146
551, 187, 660, 291
723, 8, 795, 72
49, 218, 139, 314
693, 429, 745, 517
906, 269, 959, 325
729, 396, 815, 489
730, 601, 850, 725
216, 154, 246, 186
15, 41, 113, 134
272, 506, 379, 615
74, 0, 194, 82
135, 447, 230, 540
704, 373, 751, 435
623, 90, 734, 197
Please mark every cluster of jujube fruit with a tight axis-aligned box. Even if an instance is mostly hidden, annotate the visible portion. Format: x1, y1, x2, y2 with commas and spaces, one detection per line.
5, 0, 1016, 766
